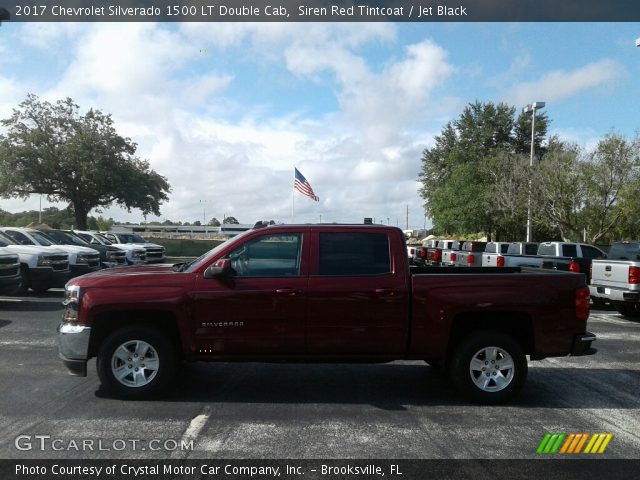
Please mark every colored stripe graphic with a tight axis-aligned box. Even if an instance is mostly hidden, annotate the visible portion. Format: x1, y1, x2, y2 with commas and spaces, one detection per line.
537, 433, 613, 454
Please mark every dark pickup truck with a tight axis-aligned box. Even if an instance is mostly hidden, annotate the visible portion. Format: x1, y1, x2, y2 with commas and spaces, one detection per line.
538, 242, 607, 283
58, 224, 595, 404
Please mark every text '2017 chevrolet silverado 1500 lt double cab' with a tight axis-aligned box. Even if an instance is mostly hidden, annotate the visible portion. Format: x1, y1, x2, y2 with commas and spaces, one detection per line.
58, 224, 596, 404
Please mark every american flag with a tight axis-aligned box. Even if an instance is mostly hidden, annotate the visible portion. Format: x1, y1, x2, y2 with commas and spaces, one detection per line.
294, 167, 319, 202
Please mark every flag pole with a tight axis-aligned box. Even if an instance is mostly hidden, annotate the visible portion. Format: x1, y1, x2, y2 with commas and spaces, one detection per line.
291, 165, 295, 223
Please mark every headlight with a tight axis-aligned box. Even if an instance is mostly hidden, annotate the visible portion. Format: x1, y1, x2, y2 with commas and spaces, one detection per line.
37, 255, 52, 266
62, 285, 81, 323
76, 254, 89, 264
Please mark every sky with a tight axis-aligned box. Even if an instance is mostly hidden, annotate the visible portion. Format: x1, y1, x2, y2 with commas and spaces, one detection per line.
0, 21, 639, 229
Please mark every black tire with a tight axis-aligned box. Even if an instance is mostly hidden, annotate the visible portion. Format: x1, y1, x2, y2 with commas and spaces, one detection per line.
97, 325, 177, 399
426, 359, 443, 369
448, 331, 528, 404
16, 267, 30, 295
614, 303, 640, 318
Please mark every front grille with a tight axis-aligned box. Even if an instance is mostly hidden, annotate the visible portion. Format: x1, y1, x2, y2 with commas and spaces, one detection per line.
145, 248, 164, 258
87, 254, 100, 268
0, 266, 19, 277
0, 255, 19, 266
50, 257, 70, 271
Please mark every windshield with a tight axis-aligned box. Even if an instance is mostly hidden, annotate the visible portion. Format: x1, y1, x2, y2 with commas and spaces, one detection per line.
39, 229, 86, 246
116, 233, 147, 243
0, 234, 11, 247
29, 230, 56, 246
94, 234, 113, 245
60, 231, 91, 246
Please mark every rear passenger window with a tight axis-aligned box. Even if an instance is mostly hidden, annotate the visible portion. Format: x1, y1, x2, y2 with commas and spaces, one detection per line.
500, 244, 510, 254
580, 245, 605, 259
319, 233, 390, 276
562, 245, 577, 257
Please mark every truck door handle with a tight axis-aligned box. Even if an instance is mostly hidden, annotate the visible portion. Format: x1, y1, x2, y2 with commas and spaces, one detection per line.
375, 288, 395, 296
276, 288, 298, 296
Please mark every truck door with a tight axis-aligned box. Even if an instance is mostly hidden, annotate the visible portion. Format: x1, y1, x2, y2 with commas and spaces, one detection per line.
192, 232, 308, 355
306, 230, 409, 356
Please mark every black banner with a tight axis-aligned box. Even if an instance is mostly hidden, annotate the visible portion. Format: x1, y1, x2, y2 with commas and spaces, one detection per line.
1, 459, 640, 480
2, 1, 640, 22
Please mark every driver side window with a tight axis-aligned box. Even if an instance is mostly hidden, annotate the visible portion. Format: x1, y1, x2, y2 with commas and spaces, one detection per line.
227, 234, 302, 278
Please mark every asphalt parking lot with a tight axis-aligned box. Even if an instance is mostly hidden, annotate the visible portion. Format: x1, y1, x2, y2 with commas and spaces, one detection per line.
0, 292, 638, 460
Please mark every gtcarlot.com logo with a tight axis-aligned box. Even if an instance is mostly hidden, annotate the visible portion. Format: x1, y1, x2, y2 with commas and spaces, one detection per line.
537, 432, 613, 454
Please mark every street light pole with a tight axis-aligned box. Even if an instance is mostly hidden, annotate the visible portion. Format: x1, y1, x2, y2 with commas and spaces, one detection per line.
523, 101, 545, 242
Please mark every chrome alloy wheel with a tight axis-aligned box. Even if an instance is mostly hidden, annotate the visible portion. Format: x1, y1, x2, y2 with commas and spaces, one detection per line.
111, 340, 160, 388
469, 346, 515, 392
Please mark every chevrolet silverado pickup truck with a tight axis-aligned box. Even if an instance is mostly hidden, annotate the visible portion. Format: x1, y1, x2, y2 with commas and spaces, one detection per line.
0, 232, 70, 293
0, 227, 100, 278
441, 240, 463, 267
538, 242, 606, 283
426, 240, 457, 266
0, 250, 22, 295
74, 231, 147, 265
102, 232, 166, 264
590, 241, 640, 317
454, 241, 488, 267
37, 228, 127, 269
482, 242, 540, 268
58, 224, 595, 404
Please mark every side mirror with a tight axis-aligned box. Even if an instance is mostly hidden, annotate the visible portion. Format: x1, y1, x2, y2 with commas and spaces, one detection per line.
204, 258, 232, 279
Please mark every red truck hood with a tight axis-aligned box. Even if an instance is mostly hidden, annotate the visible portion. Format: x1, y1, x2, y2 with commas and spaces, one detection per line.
68, 264, 186, 288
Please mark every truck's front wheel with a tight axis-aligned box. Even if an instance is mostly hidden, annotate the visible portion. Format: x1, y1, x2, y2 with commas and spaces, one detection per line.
449, 332, 527, 404
97, 326, 177, 399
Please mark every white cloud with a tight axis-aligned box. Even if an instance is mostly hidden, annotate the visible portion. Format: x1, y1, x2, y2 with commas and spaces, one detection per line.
3, 23, 451, 229
505, 59, 625, 106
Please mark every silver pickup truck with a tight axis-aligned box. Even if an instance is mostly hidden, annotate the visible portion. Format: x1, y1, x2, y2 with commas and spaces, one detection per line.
590, 241, 640, 317
441, 240, 463, 267
483, 242, 540, 268
454, 241, 487, 267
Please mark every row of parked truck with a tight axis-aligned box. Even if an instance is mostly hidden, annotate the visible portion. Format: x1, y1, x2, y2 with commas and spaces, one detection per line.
0, 227, 166, 295
409, 238, 640, 319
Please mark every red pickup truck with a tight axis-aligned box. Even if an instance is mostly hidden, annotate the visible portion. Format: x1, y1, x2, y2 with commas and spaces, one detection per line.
58, 224, 595, 404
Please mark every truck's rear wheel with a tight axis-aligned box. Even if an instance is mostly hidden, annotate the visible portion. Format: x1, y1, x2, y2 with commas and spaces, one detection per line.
614, 303, 640, 318
449, 331, 527, 404
97, 326, 176, 399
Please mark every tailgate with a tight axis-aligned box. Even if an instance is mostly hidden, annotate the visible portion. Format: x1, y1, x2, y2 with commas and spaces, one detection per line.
482, 253, 497, 267
591, 260, 637, 289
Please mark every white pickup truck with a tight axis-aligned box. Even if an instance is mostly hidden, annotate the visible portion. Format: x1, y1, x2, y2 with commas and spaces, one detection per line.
74, 231, 147, 265
0, 250, 21, 295
482, 242, 540, 268
103, 232, 166, 264
590, 241, 640, 317
0, 231, 70, 293
0, 227, 100, 278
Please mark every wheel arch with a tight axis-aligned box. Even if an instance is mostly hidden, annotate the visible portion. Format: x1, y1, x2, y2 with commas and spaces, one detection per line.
448, 311, 534, 357
88, 310, 183, 360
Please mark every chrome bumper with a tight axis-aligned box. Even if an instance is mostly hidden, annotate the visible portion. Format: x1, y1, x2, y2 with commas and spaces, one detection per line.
57, 324, 91, 376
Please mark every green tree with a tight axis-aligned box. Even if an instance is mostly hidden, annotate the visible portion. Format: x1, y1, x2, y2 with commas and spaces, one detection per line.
208, 217, 221, 226
418, 100, 548, 240
224, 216, 239, 224
0, 95, 171, 230
580, 134, 640, 244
